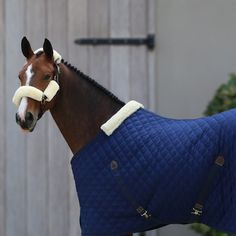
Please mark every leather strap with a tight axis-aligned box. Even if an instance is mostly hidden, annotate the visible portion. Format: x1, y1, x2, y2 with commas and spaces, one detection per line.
111, 160, 153, 220
190, 156, 224, 222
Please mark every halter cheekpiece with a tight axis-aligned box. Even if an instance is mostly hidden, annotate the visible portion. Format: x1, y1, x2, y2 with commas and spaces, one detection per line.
12, 49, 62, 107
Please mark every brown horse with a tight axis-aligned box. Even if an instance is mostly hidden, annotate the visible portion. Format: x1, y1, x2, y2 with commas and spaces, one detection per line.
13, 37, 134, 236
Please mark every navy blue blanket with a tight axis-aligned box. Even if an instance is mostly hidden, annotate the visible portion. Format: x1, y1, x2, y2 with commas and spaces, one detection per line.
71, 107, 236, 236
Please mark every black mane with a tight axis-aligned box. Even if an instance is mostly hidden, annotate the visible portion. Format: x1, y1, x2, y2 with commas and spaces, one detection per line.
61, 59, 125, 106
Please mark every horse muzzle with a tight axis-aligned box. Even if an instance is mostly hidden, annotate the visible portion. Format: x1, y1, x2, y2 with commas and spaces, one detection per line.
15, 111, 37, 132
13, 80, 60, 132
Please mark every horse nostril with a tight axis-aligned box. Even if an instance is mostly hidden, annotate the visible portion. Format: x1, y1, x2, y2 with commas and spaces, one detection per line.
25, 112, 34, 123
15, 113, 20, 123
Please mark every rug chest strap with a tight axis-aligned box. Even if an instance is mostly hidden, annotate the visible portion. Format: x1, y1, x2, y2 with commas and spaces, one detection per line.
190, 156, 224, 222
111, 160, 153, 221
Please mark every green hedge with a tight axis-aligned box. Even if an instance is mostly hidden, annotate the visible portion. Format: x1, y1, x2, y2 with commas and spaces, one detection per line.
204, 73, 236, 116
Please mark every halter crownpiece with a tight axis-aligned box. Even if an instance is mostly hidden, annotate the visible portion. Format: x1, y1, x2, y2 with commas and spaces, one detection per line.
34, 48, 62, 64
12, 48, 62, 107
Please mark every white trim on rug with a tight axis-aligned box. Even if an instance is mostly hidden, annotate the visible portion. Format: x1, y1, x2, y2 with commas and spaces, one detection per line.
101, 100, 144, 136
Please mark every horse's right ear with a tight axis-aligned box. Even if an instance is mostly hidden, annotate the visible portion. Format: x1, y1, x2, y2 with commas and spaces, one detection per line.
43, 38, 53, 60
21, 36, 34, 59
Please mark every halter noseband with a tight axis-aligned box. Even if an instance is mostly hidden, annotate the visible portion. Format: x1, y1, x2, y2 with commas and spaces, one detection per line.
13, 80, 60, 106
12, 49, 61, 107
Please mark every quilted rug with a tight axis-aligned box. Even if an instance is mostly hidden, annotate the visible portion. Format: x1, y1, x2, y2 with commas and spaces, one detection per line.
71, 101, 236, 236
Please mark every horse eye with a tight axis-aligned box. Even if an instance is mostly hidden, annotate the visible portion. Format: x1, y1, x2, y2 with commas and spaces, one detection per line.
44, 75, 51, 80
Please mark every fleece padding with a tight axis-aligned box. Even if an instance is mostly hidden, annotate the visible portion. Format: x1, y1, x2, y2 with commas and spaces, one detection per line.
12, 80, 59, 106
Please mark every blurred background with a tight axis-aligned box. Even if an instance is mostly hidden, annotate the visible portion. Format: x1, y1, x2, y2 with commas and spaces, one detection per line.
0, 0, 236, 235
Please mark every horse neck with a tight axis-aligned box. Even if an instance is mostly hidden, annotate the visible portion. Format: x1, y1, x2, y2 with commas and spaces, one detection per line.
50, 63, 124, 154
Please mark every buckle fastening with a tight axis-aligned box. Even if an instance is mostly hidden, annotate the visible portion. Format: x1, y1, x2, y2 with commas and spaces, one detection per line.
191, 203, 203, 216
136, 206, 152, 219
41, 95, 48, 105
191, 207, 203, 216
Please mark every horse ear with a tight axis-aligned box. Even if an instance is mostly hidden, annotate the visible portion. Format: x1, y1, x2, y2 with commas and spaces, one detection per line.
21, 36, 34, 59
43, 38, 53, 60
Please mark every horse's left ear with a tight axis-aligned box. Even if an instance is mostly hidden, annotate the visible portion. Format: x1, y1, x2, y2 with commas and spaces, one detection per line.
43, 38, 53, 60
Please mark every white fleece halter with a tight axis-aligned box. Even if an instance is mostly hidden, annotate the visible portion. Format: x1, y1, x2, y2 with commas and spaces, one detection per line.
13, 80, 60, 106
12, 49, 61, 107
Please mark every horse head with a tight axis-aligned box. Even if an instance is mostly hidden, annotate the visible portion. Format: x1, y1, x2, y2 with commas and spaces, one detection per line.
13, 37, 61, 131
13, 37, 123, 152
